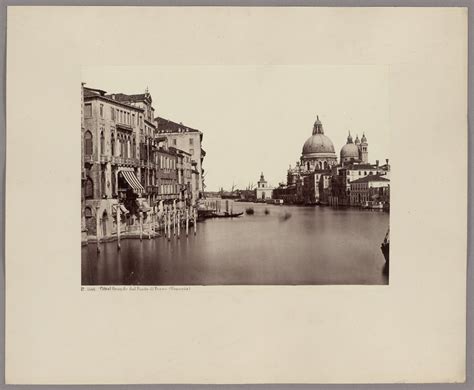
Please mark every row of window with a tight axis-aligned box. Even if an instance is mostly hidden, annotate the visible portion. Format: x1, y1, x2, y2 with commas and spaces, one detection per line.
83, 175, 180, 199
84, 102, 143, 128
85, 131, 196, 169
171, 138, 195, 146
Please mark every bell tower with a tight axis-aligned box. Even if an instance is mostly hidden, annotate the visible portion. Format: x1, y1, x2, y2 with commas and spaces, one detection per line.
360, 132, 368, 163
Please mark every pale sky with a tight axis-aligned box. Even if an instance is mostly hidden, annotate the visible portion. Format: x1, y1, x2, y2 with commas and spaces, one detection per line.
83, 65, 390, 192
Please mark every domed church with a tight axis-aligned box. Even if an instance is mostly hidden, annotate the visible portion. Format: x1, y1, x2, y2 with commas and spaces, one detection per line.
300, 116, 338, 171
340, 132, 369, 165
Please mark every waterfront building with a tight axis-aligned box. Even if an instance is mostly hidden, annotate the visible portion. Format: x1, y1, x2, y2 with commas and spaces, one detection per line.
106, 90, 158, 208
349, 175, 390, 206
81, 84, 205, 244
277, 115, 390, 207
155, 116, 206, 201
81, 83, 87, 242
272, 183, 298, 204
172, 147, 194, 207
283, 116, 337, 204
255, 173, 273, 201
82, 86, 145, 240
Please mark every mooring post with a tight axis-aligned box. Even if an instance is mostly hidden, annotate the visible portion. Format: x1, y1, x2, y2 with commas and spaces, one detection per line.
185, 207, 189, 237
167, 211, 171, 241
117, 204, 121, 250
139, 212, 143, 241
96, 205, 101, 253
177, 209, 181, 239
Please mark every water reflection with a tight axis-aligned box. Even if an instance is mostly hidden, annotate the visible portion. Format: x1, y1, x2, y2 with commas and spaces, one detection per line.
82, 202, 389, 285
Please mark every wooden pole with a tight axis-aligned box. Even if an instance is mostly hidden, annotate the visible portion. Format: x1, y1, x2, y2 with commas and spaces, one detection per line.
177, 210, 181, 239
96, 206, 101, 253
139, 212, 143, 241
167, 210, 171, 241
117, 204, 121, 250
185, 207, 189, 237
193, 207, 197, 235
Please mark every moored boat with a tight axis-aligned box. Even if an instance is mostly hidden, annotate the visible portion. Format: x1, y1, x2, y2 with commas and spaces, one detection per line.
381, 228, 389, 263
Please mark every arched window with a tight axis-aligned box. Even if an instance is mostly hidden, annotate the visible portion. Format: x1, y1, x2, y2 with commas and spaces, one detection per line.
84, 207, 92, 218
111, 133, 115, 156
101, 170, 106, 197
84, 131, 93, 156
132, 137, 136, 158
100, 131, 105, 155
85, 177, 94, 199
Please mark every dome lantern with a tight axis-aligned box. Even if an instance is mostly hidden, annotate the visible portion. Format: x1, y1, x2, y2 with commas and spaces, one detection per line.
312, 115, 324, 135
347, 131, 353, 144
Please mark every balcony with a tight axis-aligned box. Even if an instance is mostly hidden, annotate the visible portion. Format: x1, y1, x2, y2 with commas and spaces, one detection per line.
146, 185, 159, 195
100, 155, 111, 163
116, 123, 133, 132
84, 155, 94, 163
112, 156, 138, 166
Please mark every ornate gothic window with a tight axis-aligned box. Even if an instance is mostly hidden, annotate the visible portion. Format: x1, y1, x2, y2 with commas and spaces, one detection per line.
85, 177, 94, 199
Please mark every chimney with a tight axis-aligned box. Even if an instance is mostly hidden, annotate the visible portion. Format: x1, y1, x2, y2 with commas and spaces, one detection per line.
386, 158, 389, 165
376, 160, 379, 167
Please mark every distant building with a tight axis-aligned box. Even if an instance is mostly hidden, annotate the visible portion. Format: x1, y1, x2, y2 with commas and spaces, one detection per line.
272, 183, 298, 204
349, 175, 390, 206
255, 173, 273, 201
280, 115, 390, 207
286, 116, 337, 204
340, 132, 369, 165
155, 116, 205, 201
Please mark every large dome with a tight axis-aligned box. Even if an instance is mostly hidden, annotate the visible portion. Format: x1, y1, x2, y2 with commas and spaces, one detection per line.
302, 134, 336, 155
340, 143, 359, 160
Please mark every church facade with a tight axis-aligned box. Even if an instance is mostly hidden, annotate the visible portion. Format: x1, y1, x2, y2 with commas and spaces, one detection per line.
273, 116, 390, 206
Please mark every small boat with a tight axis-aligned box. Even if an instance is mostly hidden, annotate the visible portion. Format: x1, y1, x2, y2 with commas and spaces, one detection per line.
381, 228, 389, 263
213, 211, 243, 218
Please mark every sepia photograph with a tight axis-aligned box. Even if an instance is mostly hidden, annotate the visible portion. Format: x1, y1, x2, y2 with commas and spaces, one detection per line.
6, 6, 468, 385
81, 66, 390, 285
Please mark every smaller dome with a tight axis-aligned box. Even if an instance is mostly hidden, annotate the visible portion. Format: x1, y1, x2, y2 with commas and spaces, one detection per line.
361, 132, 367, 143
340, 143, 359, 160
354, 135, 360, 145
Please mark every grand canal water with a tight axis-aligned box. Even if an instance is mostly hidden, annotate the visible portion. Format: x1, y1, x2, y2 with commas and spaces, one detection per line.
82, 202, 389, 285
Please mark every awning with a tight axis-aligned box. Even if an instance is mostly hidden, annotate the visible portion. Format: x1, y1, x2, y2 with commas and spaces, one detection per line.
119, 168, 144, 194
136, 198, 152, 213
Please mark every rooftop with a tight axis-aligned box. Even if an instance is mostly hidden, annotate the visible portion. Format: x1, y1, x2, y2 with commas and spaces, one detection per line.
345, 163, 378, 170
106, 92, 152, 103
155, 116, 201, 134
350, 175, 390, 184
84, 87, 143, 111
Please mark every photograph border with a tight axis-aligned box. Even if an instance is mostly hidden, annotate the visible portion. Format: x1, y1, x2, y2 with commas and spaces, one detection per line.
1, 0, 472, 388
